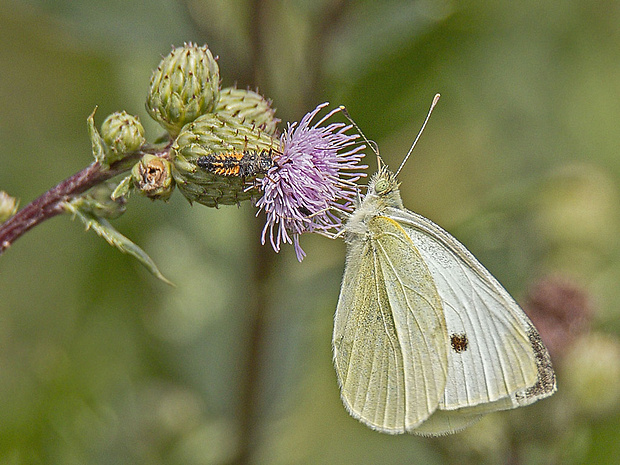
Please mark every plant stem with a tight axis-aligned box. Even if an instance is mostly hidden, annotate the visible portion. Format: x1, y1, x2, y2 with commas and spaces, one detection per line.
0, 147, 165, 255
233, 2, 270, 463
232, 2, 353, 463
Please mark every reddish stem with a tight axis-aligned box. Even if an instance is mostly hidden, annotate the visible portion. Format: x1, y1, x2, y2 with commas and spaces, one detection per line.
0, 147, 165, 255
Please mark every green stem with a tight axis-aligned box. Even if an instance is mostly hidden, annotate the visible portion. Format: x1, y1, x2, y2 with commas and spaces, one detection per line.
233, 2, 270, 463
231, 2, 353, 463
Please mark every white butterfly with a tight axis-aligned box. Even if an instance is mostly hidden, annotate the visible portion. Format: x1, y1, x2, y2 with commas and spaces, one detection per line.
333, 96, 556, 435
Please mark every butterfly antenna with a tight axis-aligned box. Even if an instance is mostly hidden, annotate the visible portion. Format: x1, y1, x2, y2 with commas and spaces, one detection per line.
339, 106, 382, 169
395, 93, 441, 177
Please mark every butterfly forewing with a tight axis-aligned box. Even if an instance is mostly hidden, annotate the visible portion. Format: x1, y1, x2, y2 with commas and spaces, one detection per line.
333, 215, 448, 433
387, 207, 555, 411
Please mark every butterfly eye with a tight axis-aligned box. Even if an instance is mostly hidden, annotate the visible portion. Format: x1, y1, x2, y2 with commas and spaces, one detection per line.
374, 178, 390, 195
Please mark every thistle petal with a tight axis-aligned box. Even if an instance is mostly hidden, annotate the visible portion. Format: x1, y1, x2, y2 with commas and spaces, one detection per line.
256, 104, 367, 261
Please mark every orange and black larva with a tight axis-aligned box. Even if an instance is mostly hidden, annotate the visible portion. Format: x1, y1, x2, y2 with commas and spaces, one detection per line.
196, 149, 276, 177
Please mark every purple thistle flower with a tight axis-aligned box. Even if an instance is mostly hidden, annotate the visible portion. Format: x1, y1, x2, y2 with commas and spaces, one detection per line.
256, 103, 367, 261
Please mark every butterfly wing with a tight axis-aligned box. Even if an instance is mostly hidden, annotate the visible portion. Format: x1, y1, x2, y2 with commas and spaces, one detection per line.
333, 216, 449, 433
387, 207, 556, 419
409, 409, 483, 436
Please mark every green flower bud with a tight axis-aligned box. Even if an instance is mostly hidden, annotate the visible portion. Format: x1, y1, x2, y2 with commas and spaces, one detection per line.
101, 111, 146, 164
172, 113, 281, 207
215, 87, 279, 135
146, 43, 220, 138
132, 155, 176, 201
0, 191, 18, 224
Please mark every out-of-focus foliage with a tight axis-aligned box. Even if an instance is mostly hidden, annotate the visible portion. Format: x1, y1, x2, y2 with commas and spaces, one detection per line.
1, 0, 620, 463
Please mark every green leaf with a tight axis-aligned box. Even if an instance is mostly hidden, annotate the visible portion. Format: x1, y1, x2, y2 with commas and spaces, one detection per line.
112, 175, 133, 201
87, 106, 107, 165
64, 200, 174, 286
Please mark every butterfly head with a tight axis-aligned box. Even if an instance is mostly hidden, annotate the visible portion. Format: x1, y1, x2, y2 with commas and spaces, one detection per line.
365, 165, 404, 210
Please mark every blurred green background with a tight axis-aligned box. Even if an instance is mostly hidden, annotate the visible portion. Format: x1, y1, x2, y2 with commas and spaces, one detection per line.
1, 0, 620, 463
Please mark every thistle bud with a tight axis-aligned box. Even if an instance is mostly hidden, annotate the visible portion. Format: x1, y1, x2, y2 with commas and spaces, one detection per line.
101, 111, 146, 164
132, 155, 175, 201
0, 191, 18, 224
215, 87, 279, 135
146, 43, 220, 138
172, 113, 281, 207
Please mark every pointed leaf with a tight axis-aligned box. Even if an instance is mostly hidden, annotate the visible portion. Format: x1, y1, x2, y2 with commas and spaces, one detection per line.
87, 106, 107, 165
64, 201, 174, 285
112, 175, 133, 201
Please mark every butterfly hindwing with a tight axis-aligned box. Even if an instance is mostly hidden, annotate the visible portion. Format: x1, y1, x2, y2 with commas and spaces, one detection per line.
334, 215, 448, 433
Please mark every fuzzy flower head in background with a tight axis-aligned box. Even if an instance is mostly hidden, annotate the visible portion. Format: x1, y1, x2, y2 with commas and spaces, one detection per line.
256, 103, 367, 261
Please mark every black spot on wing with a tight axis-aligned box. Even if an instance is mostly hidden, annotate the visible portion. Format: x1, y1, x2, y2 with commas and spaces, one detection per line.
450, 333, 468, 353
